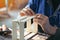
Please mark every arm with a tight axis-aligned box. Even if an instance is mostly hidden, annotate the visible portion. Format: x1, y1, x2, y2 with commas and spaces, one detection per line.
43, 25, 57, 35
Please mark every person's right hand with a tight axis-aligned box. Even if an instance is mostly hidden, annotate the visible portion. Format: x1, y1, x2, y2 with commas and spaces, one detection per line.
20, 8, 35, 16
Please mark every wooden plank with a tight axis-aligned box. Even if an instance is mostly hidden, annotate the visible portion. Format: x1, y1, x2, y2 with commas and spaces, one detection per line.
32, 34, 48, 40
25, 33, 36, 40
31, 22, 38, 33
12, 21, 17, 40
26, 19, 32, 32
19, 22, 24, 40
24, 31, 31, 37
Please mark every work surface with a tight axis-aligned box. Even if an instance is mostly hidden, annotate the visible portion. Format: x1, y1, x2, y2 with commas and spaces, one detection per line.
0, 29, 50, 40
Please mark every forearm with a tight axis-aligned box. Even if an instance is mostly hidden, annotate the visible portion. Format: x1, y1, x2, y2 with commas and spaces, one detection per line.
41, 25, 58, 35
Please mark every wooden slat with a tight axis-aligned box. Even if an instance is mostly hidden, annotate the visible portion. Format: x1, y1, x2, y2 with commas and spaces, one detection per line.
25, 33, 37, 40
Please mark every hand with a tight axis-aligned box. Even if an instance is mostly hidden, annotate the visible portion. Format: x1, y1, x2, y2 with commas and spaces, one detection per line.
34, 14, 49, 27
20, 8, 35, 16
33, 14, 57, 35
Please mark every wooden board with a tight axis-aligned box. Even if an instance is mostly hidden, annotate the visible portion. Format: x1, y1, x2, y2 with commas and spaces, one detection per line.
25, 32, 50, 40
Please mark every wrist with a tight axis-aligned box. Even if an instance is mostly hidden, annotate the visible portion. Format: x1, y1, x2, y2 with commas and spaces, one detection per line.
46, 25, 58, 35
51, 26, 58, 35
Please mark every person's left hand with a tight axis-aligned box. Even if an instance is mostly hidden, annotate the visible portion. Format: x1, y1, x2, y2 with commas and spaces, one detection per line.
34, 14, 49, 28
33, 14, 57, 35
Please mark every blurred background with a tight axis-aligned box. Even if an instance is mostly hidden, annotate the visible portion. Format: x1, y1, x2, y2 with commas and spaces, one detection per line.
0, 0, 28, 28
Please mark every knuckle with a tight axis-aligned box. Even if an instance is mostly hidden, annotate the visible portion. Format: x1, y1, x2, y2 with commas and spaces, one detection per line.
23, 8, 28, 11
20, 11, 23, 13
44, 17, 48, 21
44, 16, 48, 20
39, 14, 42, 16
27, 8, 32, 10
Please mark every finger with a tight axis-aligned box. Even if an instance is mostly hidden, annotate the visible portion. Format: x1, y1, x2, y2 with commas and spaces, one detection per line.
34, 15, 44, 21
33, 18, 45, 27
39, 14, 48, 19
22, 8, 32, 16
38, 17, 49, 27
36, 14, 48, 20
33, 18, 43, 24
26, 8, 35, 15
34, 14, 40, 19
36, 15, 44, 20
38, 19, 43, 23
20, 10, 28, 16
35, 14, 41, 19
33, 18, 38, 23
37, 19, 46, 28
36, 14, 41, 16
